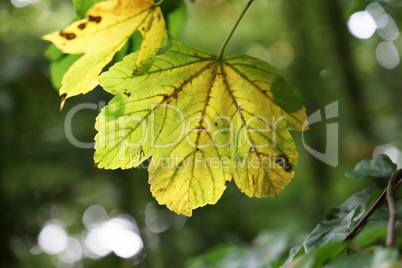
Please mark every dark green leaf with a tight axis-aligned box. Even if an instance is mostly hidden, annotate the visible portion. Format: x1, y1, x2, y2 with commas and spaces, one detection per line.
364, 188, 383, 210
280, 246, 304, 268
312, 242, 345, 268
303, 186, 375, 252
160, 0, 187, 39
186, 244, 263, 268
50, 54, 81, 90
290, 242, 345, 268
352, 223, 387, 248
303, 208, 358, 253
45, 44, 63, 61
340, 185, 374, 212
109, 32, 142, 66
186, 231, 297, 268
345, 154, 397, 179
371, 204, 402, 222
166, 1, 187, 39
324, 252, 372, 268
271, 76, 304, 113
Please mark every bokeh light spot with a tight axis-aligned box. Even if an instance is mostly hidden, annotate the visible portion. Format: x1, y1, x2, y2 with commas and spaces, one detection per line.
145, 202, 172, 233
84, 215, 143, 259
38, 223, 68, 255
373, 144, 401, 167
58, 237, 83, 264
111, 230, 143, 258
268, 40, 295, 69
83, 205, 109, 230
377, 14, 399, 41
376, 41, 400, 69
10, 0, 39, 8
84, 227, 111, 258
347, 11, 376, 39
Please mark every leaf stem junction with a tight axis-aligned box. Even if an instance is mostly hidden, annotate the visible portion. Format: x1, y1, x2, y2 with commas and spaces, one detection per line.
154, 0, 165, 7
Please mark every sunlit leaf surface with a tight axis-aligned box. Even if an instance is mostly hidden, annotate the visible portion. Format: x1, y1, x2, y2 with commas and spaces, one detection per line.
95, 41, 307, 216
43, 0, 166, 109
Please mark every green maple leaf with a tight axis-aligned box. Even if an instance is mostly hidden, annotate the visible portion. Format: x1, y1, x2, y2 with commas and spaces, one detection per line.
94, 41, 307, 216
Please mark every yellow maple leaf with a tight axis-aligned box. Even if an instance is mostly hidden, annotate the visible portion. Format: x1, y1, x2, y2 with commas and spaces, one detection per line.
94, 41, 308, 216
43, 0, 166, 109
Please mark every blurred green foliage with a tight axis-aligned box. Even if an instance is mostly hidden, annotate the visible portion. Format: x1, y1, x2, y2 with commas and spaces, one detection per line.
1, 0, 402, 267
187, 154, 402, 267
345, 154, 397, 179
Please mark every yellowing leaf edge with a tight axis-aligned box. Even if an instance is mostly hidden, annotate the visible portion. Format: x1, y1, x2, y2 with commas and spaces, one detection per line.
94, 41, 308, 216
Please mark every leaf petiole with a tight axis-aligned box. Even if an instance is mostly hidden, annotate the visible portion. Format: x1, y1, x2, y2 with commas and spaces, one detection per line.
217, 0, 254, 60
154, 0, 165, 7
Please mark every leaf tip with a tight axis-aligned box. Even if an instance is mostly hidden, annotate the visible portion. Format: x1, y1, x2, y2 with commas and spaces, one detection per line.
302, 118, 310, 131
42, 32, 55, 41
60, 93, 67, 111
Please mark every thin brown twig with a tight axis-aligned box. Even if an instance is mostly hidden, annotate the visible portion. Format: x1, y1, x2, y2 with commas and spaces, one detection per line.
343, 188, 387, 241
343, 170, 402, 242
386, 169, 402, 247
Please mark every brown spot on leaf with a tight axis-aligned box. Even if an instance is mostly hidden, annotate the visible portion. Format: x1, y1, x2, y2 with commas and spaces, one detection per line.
60, 93, 67, 101
94, 162, 99, 168
225, 180, 230, 186
59, 32, 76, 40
78, 23, 86, 30
124, 91, 131, 97
276, 154, 292, 172
88, 15, 102, 23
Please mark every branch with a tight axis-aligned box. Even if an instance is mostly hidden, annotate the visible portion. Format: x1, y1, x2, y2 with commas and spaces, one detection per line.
344, 170, 402, 242
386, 169, 402, 247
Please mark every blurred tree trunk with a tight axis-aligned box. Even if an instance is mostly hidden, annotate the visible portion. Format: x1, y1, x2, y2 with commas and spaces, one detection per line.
0, 174, 20, 267
284, 0, 381, 222
325, 0, 375, 141
284, 0, 332, 222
